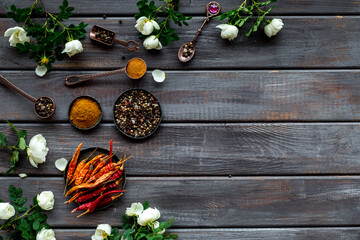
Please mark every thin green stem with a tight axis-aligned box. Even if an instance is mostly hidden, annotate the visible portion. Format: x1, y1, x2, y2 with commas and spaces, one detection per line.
0, 204, 38, 231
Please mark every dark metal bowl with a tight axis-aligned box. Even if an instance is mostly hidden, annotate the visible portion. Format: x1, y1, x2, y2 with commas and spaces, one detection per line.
68, 95, 103, 131
113, 88, 162, 140
64, 147, 126, 210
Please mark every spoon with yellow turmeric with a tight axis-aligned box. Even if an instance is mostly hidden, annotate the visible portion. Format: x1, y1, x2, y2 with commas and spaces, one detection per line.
64, 58, 147, 86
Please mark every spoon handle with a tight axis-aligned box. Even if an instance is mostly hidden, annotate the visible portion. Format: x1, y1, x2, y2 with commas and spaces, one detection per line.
114, 38, 140, 52
64, 68, 126, 86
192, 17, 210, 44
0, 74, 37, 103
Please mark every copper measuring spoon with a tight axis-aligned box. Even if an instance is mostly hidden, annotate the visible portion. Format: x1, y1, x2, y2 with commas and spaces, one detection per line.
64, 57, 147, 86
178, 1, 221, 62
0, 75, 55, 119
90, 25, 140, 52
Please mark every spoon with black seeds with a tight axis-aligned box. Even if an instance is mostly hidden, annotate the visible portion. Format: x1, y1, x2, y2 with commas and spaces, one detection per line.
0, 75, 55, 119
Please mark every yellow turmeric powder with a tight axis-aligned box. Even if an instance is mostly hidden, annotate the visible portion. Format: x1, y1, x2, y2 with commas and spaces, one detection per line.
70, 97, 102, 129
126, 58, 147, 79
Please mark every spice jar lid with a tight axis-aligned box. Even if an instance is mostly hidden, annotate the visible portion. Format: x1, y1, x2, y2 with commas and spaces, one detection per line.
113, 89, 162, 140
68, 95, 103, 131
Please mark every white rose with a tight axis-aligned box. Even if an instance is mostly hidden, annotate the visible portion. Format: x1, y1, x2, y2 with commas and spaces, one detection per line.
143, 35, 162, 50
4, 26, 30, 47
35, 65, 48, 77
37, 191, 54, 211
36, 228, 56, 240
61, 39, 83, 57
137, 207, 161, 226
27, 134, 49, 168
91, 224, 112, 240
216, 24, 239, 41
135, 16, 160, 35
126, 202, 144, 216
0, 202, 15, 220
264, 18, 284, 38
153, 221, 165, 235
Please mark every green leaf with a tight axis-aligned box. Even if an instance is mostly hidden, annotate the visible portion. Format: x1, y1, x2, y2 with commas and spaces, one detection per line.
19, 137, 26, 150
18, 130, 27, 138
7, 121, 19, 134
0, 133, 6, 148
143, 201, 149, 210
32, 220, 40, 231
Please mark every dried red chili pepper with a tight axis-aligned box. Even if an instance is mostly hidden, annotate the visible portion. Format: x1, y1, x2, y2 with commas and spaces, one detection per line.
72, 190, 125, 217
108, 139, 113, 164
65, 143, 83, 193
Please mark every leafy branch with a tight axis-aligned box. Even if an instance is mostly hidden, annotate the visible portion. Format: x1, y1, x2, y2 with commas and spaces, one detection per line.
135, 0, 192, 46
5, 0, 87, 74
218, 0, 277, 36
0, 121, 27, 175
0, 186, 50, 240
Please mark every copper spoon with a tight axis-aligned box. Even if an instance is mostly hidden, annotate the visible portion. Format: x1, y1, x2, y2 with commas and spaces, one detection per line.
178, 1, 221, 62
0, 75, 55, 119
90, 25, 140, 52
64, 57, 147, 86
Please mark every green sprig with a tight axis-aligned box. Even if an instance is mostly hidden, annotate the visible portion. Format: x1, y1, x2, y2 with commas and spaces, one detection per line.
0, 121, 27, 175
217, 0, 277, 37
135, 0, 192, 46
5, 0, 87, 72
0, 186, 51, 240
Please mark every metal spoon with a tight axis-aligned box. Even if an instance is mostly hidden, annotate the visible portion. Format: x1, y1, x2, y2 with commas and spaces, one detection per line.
90, 25, 140, 52
0, 75, 55, 119
178, 1, 221, 62
64, 57, 147, 86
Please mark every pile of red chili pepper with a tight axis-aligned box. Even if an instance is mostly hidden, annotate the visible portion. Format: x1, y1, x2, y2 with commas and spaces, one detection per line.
64, 140, 131, 218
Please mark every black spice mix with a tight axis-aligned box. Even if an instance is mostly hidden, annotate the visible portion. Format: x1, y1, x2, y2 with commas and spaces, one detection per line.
114, 89, 161, 138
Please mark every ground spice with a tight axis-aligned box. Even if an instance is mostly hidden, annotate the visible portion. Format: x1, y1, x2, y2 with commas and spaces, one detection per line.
126, 58, 146, 79
70, 98, 102, 129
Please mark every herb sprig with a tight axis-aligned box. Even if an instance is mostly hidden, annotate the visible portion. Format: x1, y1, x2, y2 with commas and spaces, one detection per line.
5, 0, 87, 73
0, 121, 27, 175
0, 185, 51, 240
218, 0, 277, 36
135, 0, 192, 46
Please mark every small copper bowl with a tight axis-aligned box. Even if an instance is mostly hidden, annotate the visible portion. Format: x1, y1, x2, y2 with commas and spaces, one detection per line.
68, 96, 103, 130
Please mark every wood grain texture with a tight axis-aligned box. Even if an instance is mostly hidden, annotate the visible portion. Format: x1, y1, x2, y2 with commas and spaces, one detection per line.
1, 0, 359, 15
1, 70, 360, 122
1, 228, 357, 240
0, 17, 358, 70
1, 176, 360, 227
1, 123, 360, 176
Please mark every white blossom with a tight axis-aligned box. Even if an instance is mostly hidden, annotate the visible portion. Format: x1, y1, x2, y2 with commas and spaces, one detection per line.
61, 39, 83, 57
0, 202, 15, 220
216, 24, 239, 41
37, 191, 54, 211
264, 18, 284, 38
27, 134, 49, 168
125, 202, 143, 217
137, 207, 161, 226
36, 228, 56, 240
143, 35, 162, 50
135, 16, 160, 35
4, 26, 30, 47
91, 224, 112, 240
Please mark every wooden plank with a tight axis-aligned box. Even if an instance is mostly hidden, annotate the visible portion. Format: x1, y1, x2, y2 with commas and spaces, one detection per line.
1, 123, 360, 176
1, 70, 360, 122
0, 17, 359, 70
1, 176, 360, 227
2, 228, 358, 240
1, 0, 359, 15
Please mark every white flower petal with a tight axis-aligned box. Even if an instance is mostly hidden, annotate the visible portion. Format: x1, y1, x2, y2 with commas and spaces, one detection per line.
18, 173, 27, 178
55, 158, 68, 172
35, 65, 47, 77
152, 69, 166, 83
152, 20, 160, 30
143, 21, 155, 35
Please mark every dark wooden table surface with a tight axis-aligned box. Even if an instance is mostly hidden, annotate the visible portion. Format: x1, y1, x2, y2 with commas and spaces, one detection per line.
1, 1, 360, 239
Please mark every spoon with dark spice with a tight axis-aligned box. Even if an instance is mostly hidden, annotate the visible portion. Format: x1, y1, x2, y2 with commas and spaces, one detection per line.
0, 75, 55, 119
90, 25, 140, 52
178, 1, 221, 62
